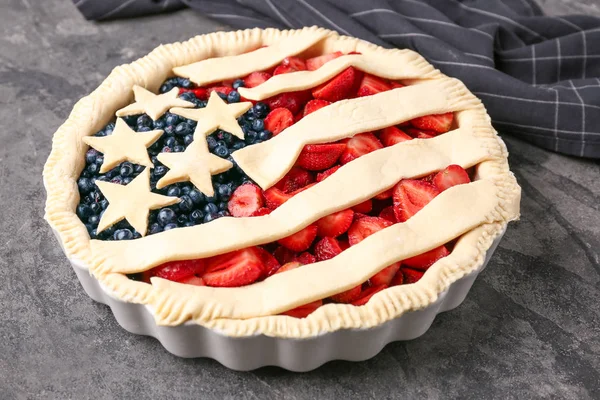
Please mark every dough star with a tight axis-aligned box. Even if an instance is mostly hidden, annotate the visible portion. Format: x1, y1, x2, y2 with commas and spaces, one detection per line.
83, 118, 163, 174
95, 169, 180, 236
170, 91, 252, 140
156, 137, 233, 196
116, 85, 195, 121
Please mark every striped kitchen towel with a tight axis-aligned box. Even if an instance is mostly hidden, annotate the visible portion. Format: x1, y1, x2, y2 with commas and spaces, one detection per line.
73, 0, 600, 159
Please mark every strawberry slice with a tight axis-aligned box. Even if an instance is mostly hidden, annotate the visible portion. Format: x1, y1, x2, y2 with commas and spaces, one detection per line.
281, 300, 322, 318
392, 179, 440, 222
277, 224, 318, 252
264, 107, 294, 136
179, 87, 208, 100
274, 166, 313, 193
207, 86, 233, 96
306, 51, 343, 70
348, 216, 393, 246
296, 143, 346, 171
228, 183, 264, 217
378, 206, 396, 223
256, 246, 280, 276
263, 187, 291, 209
374, 188, 393, 200
357, 74, 392, 97
351, 284, 388, 306
405, 127, 437, 139
352, 199, 373, 214
390, 269, 404, 286
202, 247, 264, 287
339, 133, 383, 165
316, 209, 354, 237
274, 261, 303, 274
370, 263, 401, 286
180, 276, 206, 286
403, 245, 450, 271
265, 90, 311, 115
282, 56, 307, 71
312, 67, 361, 102
316, 165, 341, 182
390, 81, 405, 89
244, 71, 272, 88
433, 165, 471, 192
410, 112, 454, 133
273, 64, 295, 75
314, 236, 343, 261
251, 207, 271, 216
148, 259, 205, 282
273, 245, 297, 265
296, 252, 316, 264
402, 268, 424, 284
380, 126, 412, 147
303, 99, 331, 117
330, 285, 362, 303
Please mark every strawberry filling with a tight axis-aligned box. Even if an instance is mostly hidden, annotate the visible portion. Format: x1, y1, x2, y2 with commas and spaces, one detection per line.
118, 52, 472, 318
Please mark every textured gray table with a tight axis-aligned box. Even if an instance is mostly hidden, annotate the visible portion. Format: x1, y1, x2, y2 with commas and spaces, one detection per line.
1, 0, 599, 398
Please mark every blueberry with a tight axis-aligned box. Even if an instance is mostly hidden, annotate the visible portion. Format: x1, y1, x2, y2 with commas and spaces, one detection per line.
197, 100, 207, 108
205, 194, 218, 204
105, 122, 115, 135
181, 185, 192, 195
96, 176, 108, 182
175, 122, 192, 137
214, 145, 229, 158
227, 91, 240, 103
85, 149, 98, 164
100, 199, 109, 210
90, 203, 102, 214
217, 210, 230, 217
177, 213, 189, 225
95, 154, 104, 166
88, 215, 100, 225
103, 226, 115, 238
184, 134, 194, 146
179, 195, 194, 212
77, 177, 94, 194
157, 207, 176, 226
206, 136, 217, 150
204, 203, 219, 215
252, 119, 264, 131
123, 177, 133, 185
137, 115, 153, 128
217, 184, 232, 200
120, 162, 134, 177
154, 166, 167, 178
217, 201, 228, 211
167, 186, 181, 197
148, 212, 157, 224
165, 113, 180, 127
189, 209, 204, 224
111, 176, 123, 185
245, 130, 257, 144
183, 222, 194, 227
137, 126, 151, 132
153, 118, 166, 130
164, 137, 176, 148
258, 130, 272, 141
133, 231, 142, 239
188, 189, 204, 205
173, 145, 185, 153
76, 204, 92, 219
161, 146, 173, 154
179, 92, 196, 102
231, 141, 246, 151
178, 77, 192, 88
232, 79, 245, 89
123, 115, 139, 126
85, 224, 94, 234
163, 223, 178, 231
245, 113, 256, 122
164, 125, 175, 137
148, 223, 162, 235
160, 83, 174, 93
86, 163, 99, 176
114, 228, 133, 241
253, 102, 269, 118
203, 213, 217, 223
217, 92, 228, 101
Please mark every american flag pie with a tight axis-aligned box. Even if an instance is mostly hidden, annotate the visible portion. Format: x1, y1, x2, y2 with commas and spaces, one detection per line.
44, 27, 521, 338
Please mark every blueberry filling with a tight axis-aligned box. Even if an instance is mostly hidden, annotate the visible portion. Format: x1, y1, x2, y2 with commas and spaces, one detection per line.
76, 77, 272, 241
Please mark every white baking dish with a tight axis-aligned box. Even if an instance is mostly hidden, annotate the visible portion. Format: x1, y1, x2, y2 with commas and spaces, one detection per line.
52, 227, 504, 372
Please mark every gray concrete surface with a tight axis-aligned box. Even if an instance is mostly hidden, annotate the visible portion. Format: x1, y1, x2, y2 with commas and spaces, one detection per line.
1, 0, 599, 398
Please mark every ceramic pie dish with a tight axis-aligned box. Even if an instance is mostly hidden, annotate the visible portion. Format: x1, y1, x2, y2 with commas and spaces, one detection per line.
43, 26, 520, 371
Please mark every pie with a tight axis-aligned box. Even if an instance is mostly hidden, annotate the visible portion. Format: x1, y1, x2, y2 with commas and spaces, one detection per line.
44, 27, 520, 338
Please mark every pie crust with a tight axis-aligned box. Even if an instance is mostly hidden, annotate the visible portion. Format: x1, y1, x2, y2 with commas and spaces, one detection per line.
43, 26, 521, 338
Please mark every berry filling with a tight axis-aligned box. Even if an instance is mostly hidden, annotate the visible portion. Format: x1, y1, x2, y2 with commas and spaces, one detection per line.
77, 51, 471, 317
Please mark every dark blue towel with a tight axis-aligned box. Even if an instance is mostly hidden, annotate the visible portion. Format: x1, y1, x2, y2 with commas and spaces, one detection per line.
72, 0, 600, 159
